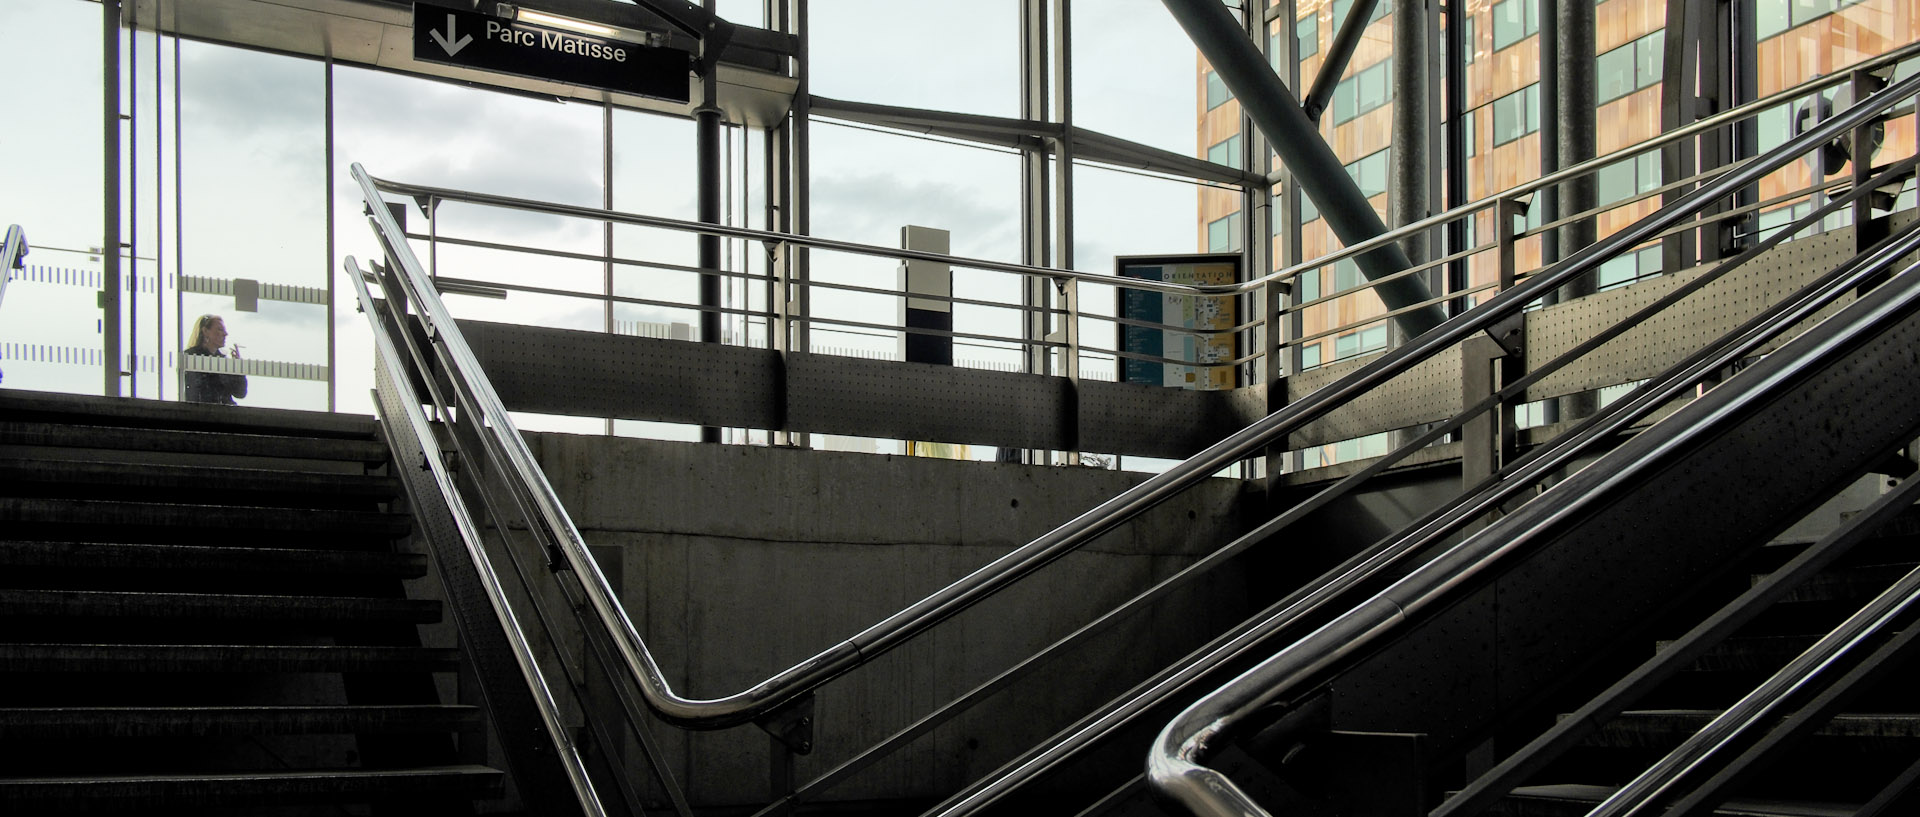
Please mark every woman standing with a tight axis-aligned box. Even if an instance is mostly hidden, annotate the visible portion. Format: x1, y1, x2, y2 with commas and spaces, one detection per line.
183, 314, 248, 405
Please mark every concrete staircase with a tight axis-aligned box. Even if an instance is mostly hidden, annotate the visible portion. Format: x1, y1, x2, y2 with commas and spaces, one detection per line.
0, 390, 504, 813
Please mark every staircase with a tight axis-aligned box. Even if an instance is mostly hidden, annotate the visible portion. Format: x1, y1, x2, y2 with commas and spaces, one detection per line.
1484, 505, 1920, 817
0, 390, 505, 813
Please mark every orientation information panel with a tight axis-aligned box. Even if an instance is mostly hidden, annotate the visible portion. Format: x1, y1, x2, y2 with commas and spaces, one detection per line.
411, 5, 692, 103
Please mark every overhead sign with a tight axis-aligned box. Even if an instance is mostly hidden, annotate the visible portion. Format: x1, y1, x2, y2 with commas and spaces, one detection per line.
411, 5, 691, 103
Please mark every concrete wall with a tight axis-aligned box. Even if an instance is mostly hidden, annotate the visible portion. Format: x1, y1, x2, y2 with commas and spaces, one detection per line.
524, 432, 1264, 808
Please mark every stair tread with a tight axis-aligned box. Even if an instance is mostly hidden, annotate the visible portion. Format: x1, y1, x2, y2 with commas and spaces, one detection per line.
1508, 784, 1859, 816
0, 541, 426, 576
0, 391, 380, 440
0, 458, 400, 497
1604, 710, 1920, 741
0, 421, 389, 462
0, 643, 459, 672
0, 704, 482, 737
0, 589, 440, 622
0, 497, 411, 541
0, 764, 505, 806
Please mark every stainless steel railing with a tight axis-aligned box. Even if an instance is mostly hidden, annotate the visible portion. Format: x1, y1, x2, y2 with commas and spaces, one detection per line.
1146, 67, 1920, 817
915, 149, 1920, 817
345, 258, 616, 817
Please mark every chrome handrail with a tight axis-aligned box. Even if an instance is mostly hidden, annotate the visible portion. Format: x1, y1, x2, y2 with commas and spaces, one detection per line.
368, 37, 1920, 310
916, 153, 1920, 817
346, 63, 1920, 735
345, 258, 611, 817
1146, 68, 1920, 817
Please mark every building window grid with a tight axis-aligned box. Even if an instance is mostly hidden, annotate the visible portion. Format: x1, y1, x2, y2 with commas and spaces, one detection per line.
1759, 0, 1878, 40
1208, 133, 1244, 170
1206, 70, 1234, 110
1298, 13, 1319, 58
1490, 84, 1541, 147
1597, 30, 1666, 105
1331, 58, 1395, 125
1492, 0, 1539, 51
1208, 212, 1244, 253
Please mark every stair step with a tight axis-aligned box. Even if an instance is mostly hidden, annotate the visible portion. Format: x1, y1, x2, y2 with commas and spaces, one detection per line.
0, 391, 380, 440
0, 764, 504, 810
0, 589, 440, 624
0, 541, 426, 578
1498, 784, 1857, 816
1594, 710, 1920, 750
0, 421, 389, 463
1660, 635, 1817, 673
0, 458, 401, 505
0, 644, 459, 673
1759, 565, 1915, 604
0, 704, 482, 739
0, 498, 411, 544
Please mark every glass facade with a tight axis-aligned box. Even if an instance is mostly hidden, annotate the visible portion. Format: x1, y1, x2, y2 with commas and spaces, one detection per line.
0, 0, 1914, 464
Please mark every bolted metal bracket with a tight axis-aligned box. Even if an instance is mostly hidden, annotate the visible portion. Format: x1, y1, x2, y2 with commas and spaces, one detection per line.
1483, 312, 1525, 358
754, 694, 815, 755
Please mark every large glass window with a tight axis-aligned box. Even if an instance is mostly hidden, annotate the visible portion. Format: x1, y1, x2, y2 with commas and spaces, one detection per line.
1078, 0, 1212, 154
1491, 84, 1541, 146
810, 0, 1018, 118
1206, 70, 1234, 110
1597, 30, 1665, 104
1346, 148, 1392, 198
1597, 151, 1662, 205
1208, 133, 1244, 169
1330, 58, 1395, 125
1492, 0, 1539, 50
1208, 212, 1244, 252
1298, 13, 1320, 58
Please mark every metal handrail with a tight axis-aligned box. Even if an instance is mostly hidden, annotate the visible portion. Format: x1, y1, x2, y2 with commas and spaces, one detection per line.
1146, 68, 1920, 817
1, 225, 27, 310
346, 64, 1920, 736
914, 152, 1920, 817
369, 37, 1920, 308
1435, 453, 1920, 817
345, 258, 611, 817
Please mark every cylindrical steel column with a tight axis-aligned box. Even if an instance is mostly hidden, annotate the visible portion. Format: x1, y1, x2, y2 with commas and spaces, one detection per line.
103, 0, 123, 397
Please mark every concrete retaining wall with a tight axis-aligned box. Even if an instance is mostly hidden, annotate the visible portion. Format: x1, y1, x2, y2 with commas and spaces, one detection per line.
525, 432, 1263, 808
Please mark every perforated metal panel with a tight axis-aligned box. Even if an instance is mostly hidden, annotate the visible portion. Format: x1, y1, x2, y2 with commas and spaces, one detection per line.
461, 320, 782, 430
1525, 212, 1917, 400
1284, 344, 1465, 448
1078, 380, 1262, 459
787, 352, 1069, 448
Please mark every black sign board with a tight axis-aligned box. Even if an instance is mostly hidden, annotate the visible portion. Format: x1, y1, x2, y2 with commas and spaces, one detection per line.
411, 5, 691, 103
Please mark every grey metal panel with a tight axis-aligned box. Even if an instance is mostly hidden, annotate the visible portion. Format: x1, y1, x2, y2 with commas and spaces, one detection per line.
460, 320, 782, 430
1076, 380, 1262, 460
786, 352, 1069, 449
1284, 344, 1464, 448
1523, 212, 1916, 401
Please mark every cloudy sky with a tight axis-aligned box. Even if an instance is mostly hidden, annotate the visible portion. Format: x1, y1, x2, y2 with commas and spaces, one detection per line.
0, 0, 1211, 432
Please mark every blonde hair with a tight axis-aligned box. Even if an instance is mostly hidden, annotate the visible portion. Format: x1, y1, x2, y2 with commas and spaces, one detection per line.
187, 314, 226, 351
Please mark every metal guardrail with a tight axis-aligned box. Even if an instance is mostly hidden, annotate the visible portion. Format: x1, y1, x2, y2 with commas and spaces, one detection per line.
914, 151, 1920, 817
345, 52, 1920, 815
1146, 67, 1920, 817
345, 258, 615, 817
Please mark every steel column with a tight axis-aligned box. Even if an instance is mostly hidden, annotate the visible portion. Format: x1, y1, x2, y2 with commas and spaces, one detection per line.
696, 0, 724, 443
1301, 0, 1380, 124
102, 0, 122, 397
1161, 0, 1448, 339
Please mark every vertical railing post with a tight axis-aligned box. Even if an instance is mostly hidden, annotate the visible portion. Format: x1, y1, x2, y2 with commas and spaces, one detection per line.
1463, 196, 1528, 532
